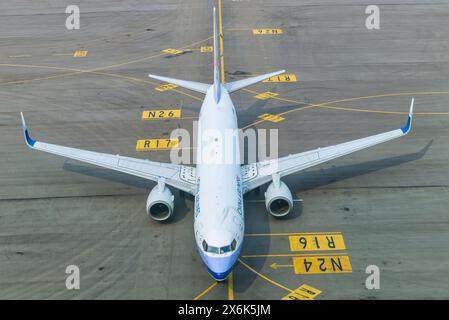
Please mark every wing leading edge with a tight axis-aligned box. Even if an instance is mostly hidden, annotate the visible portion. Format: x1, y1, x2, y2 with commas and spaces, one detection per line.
242, 98, 415, 193
20, 113, 196, 195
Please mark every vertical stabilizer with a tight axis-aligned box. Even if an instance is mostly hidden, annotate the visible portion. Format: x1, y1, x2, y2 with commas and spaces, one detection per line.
213, 7, 221, 103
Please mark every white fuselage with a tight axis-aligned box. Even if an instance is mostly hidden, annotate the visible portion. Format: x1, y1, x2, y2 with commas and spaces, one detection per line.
193, 85, 244, 281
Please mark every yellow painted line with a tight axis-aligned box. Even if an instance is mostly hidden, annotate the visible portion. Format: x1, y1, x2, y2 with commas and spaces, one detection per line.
282, 284, 322, 300
257, 113, 285, 123
254, 91, 279, 100
293, 255, 352, 274
0, 40, 212, 105
238, 258, 293, 292
193, 281, 218, 300
92, 71, 202, 102
0, 35, 213, 86
200, 46, 213, 53
242, 252, 349, 258
240, 90, 449, 130
73, 50, 88, 58
136, 138, 179, 151
270, 263, 293, 269
155, 83, 178, 92
316, 104, 449, 116
226, 28, 252, 31
228, 272, 234, 300
162, 48, 184, 55
218, 0, 225, 83
263, 74, 297, 82
3, 52, 449, 121
289, 234, 346, 252
245, 231, 343, 237
242, 257, 323, 300
90, 35, 212, 71
141, 109, 181, 120
52, 53, 74, 56
252, 28, 283, 35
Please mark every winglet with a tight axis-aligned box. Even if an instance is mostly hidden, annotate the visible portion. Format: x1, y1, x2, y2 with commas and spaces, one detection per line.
401, 98, 414, 134
20, 112, 36, 147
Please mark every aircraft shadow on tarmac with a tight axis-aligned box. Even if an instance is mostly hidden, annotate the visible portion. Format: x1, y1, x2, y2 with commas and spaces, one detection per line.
63, 140, 431, 291
62, 162, 191, 224
235, 139, 432, 293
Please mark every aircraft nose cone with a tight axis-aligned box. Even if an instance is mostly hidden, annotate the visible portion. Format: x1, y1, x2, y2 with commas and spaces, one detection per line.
208, 267, 233, 281
206, 256, 237, 281
198, 247, 240, 281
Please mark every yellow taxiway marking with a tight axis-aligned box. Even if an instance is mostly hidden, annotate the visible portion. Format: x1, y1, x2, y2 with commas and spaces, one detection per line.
240, 90, 449, 130
141, 109, 181, 120
254, 91, 279, 100
243, 252, 349, 258
226, 28, 253, 31
263, 74, 297, 83
193, 281, 219, 300
289, 233, 346, 252
5, 62, 449, 120
200, 46, 213, 53
218, 0, 226, 83
257, 113, 285, 123
253, 28, 283, 35
155, 83, 178, 92
240, 259, 324, 300
270, 263, 293, 269
52, 53, 74, 56
245, 231, 343, 237
0, 35, 213, 87
162, 48, 184, 55
73, 50, 88, 58
238, 259, 293, 292
282, 284, 322, 300
228, 272, 234, 300
293, 255, 352, 275
136, 138, 179, 151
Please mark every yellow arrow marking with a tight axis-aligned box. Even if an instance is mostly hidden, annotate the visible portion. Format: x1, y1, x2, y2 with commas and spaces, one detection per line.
270, 263, 293, 270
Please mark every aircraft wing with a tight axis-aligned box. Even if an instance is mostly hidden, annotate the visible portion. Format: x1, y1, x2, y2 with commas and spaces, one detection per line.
20, 113, 196, 195
241, 99, 414, 194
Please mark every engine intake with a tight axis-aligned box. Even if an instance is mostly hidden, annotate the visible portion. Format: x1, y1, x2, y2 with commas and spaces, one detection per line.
264, 174, 293, 217
146, 179, 174, 221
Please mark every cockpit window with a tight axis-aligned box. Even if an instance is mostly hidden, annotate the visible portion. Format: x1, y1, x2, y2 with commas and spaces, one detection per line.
202, 239, 237, 254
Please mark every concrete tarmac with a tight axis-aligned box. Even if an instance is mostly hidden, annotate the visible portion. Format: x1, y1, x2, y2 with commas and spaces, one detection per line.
0, 0, 448, 299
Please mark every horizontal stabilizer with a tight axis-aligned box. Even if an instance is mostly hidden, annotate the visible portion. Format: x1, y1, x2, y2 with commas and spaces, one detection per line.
149, 74, 210, 94
224, 70, 286, 93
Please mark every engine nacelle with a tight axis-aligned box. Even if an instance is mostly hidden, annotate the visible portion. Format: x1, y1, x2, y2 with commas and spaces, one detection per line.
264, 175, 293, 218
146, 180, 174, 221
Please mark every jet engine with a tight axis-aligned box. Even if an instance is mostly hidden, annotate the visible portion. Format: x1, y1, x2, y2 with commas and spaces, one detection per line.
264, 174, 293, 217
146, 179, 174, 221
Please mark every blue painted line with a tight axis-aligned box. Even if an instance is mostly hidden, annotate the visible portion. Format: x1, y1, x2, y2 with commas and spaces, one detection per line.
24, 129, 36, 146
401, 116, 411, 133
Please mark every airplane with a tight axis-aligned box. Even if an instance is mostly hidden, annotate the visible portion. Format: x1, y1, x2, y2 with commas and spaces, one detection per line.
20, 7, 414, 281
